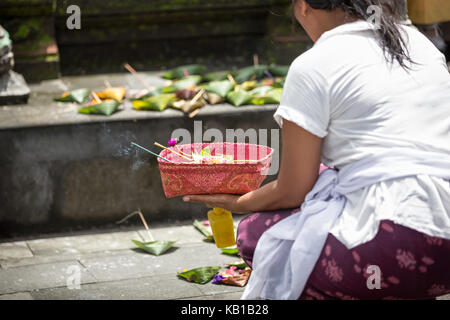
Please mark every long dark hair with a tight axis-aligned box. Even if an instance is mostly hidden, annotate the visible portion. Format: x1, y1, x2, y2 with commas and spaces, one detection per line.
298, 0, 413, 69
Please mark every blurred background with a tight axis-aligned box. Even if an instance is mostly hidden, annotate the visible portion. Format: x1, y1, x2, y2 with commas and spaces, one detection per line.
1, 0, 448, 84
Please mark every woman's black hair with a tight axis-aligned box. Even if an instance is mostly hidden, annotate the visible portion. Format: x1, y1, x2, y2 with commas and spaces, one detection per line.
295, 0, 413, 69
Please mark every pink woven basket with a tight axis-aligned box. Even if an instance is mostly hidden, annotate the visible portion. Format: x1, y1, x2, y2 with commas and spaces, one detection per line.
157, 142, 274, 198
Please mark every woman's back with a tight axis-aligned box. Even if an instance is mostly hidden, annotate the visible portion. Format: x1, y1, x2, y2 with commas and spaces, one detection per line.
278, 21, 450, 169
275, 20, 450, 247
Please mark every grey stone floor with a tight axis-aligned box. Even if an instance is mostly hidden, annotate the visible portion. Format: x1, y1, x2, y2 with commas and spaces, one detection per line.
1, 223, 449, 301
0, 223, 245, 300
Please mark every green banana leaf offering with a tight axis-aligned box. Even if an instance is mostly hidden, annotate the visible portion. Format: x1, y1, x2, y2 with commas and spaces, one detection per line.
132, 239, 177, 256
226, 90, 253, 107
233, 65, 269, 83
205, 80, 234, 98
220, 246, 240, 256
202, 71, 230, 82
250, 88, 283, 105
132, 94, 176, 111
268, 64, 290, 77
162, 64, 206, 80
227, 260, 249, 269
78, 100, 121, 116
177, 266, 221, 284
249, 86, 274, 96
173, 75, 202, 91
239, 80, 258, 91
54, 88, 90, 104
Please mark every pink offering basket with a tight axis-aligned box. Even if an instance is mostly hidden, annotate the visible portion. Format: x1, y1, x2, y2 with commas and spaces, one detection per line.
157, 142, 274, 198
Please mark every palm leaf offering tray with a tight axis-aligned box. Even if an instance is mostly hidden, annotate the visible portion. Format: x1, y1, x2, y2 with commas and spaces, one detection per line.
54, 62, 288, 117
155, 142, 273, 198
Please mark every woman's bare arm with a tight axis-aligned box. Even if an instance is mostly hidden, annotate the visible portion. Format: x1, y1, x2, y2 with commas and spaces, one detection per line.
183, 120, 323, 213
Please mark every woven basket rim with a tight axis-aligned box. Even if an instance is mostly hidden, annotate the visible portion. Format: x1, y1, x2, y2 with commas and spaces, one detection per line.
157, 142, 274, 166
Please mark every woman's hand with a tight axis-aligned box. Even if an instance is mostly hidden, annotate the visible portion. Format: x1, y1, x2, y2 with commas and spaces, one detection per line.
183, 194, 246, 213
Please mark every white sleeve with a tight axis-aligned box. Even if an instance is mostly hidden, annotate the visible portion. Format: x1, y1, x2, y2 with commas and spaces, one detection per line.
274, 58, 330, 138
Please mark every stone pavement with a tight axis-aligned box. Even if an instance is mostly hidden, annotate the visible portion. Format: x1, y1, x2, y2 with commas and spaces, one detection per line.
1, 220, 449, 301
0, 220, 246, 300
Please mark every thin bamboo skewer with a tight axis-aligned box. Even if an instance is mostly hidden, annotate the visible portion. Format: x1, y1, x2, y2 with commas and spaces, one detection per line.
227, 74, 236, 85
190, 88, 205, 106
189, 108, 201, 118
104, 80, 112, 88
175, 145, 192, 158
253, 53, 259, 67
131, 142, 174, 163
92, 91, 102, 104
123, 63, 155, 91
154, 142, 194, 161
138, 208, 155, 242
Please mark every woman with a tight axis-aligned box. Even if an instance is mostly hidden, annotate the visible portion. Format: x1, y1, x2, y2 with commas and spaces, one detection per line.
184, 0, 450, 300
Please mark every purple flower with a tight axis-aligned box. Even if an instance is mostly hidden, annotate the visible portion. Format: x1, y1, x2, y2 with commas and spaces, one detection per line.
168, 138, 177, 147
212, 274, 226, 285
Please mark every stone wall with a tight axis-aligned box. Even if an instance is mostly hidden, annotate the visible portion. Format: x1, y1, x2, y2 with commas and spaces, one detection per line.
0, 104, 281, 239
0, 0, 311, 82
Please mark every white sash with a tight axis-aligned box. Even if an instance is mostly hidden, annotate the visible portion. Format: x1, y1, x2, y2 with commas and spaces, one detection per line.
242, 149, 450, 300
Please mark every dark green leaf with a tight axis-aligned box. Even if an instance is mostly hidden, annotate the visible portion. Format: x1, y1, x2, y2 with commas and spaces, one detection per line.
221, 246, 240, 256
55, 88, 90, 104
177, 266, 221, 284
233, 65, 268, 83
202, 71, 230, 82
162, 65, 206, 80
226, 90, 252, 107
227, 260, 249, 269
78, 100, 121, 116
132, 239, 177, 256
268, 64, 290, 77
205, 80, 234, 98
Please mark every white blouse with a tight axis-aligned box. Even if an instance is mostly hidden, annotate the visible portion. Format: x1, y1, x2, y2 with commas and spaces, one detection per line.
273, 20, 450, 248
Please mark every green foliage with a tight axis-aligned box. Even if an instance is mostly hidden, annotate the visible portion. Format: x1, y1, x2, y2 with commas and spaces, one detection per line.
173, 75, 202, 91
205, 80, 235, 98
132, 94, 176, 111
226, 90, 252, 107
132, 239, 177, 256
177, 266, 221, 284
54, 88, 90, 104
78, 100, 121, 116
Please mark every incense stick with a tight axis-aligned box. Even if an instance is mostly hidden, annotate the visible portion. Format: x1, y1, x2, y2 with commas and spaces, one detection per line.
253, 53, 259, 67
189, 108, 201, 118
154, 142, 194, 161
175, 145, 193, 158
104, 80, 112, 88
124, 63, 155, 91
227, 74, 236, 85
138, 209, 155, 242
115, 210, 155, 242
92, 91, 102, 104
131, 142, 174, 163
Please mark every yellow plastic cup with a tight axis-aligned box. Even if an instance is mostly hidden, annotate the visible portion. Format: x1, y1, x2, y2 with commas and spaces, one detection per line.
207, 207, 236, 248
